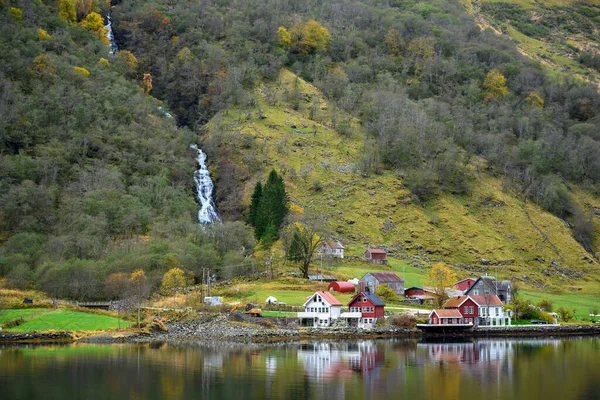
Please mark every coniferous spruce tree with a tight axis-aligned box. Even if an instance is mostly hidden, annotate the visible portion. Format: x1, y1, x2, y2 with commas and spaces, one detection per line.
249, 181, 263, 228
287, 228, 303, 261
253, 170, 288, 241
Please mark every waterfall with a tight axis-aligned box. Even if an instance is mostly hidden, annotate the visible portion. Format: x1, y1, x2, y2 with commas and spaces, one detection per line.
191, 144, 220, 224
105, 14, 118, 56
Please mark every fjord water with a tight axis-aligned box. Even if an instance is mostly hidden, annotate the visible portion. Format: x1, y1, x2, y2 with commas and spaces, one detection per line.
1, 338, 598, 400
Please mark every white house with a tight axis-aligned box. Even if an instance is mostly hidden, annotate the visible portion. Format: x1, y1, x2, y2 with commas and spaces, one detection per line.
470, 295, 511, 326
318, 241, 345, 258
298, 291, 343, 327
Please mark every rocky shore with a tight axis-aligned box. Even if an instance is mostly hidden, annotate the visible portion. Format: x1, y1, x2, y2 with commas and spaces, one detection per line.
2, 314, 599, 344
0, 332, 73, 343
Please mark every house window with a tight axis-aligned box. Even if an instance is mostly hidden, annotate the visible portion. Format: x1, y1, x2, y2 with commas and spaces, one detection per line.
495, 308, 499, 316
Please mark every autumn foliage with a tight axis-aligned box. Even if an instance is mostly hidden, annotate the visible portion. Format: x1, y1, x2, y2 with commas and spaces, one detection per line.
278, 20, 331, 55
483, 69, 508, 100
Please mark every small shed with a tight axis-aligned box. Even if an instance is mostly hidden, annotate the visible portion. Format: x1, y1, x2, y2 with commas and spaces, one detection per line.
364, 248, 387, 264
265, 296, 278, 305
328, 281, 355, 293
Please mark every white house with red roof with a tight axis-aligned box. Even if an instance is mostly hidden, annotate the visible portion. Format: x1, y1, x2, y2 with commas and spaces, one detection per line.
298, 291, 344, 327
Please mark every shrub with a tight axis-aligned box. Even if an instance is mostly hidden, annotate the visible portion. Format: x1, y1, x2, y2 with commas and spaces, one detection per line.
556, 307, 575, 322
374, 284, 398, 302
389, 313, 416, 328
536, 299, 553, 312
73, 67, 90, 77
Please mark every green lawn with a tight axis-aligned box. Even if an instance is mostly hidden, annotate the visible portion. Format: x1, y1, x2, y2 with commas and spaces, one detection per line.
520, 290, 600, 318
5, 310, 130, 332
0, 308, 51, 324
334, 258, 426, 288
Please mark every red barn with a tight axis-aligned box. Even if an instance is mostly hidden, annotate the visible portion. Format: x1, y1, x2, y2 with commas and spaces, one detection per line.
347, 291, 385, 328
443, 296, 479, 325
328, 281, 355, 293
454, 278, 477, 292
364, 248, 387, 264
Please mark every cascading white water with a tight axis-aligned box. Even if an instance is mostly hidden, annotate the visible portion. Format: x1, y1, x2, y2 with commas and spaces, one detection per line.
191, 144, 220, 224
103, 15, 216, 224
105, 14, 118, 55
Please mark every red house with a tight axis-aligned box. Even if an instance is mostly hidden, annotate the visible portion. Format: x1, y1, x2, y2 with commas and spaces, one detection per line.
364, 248, 387, 264
454, 278, 477, 292
428, 309, 465, 325
443, 296, 479, 325
347, 291, 385, 328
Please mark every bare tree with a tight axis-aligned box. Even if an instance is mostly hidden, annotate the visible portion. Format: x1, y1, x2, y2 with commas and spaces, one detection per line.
129, 270, 150, 327
284, 213, 329, 279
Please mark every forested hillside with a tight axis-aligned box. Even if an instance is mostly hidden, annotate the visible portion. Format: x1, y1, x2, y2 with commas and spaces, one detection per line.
0, 1, 255, 299
1, 0, 600, 300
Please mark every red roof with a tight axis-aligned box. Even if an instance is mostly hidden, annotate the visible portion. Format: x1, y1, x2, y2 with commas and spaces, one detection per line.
454, 278, 476, 284
328, 282, 355, 293
432, 309, 463, 318
315, 291, 343, 306
369, 272, 403, 283
470, 295, 503, 306
367, 249, 387, 254
443, 296, 470, 308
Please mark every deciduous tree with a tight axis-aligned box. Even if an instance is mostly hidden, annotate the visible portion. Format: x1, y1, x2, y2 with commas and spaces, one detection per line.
425, 263, 457, 308
483, 69, 508, 100
161, 268, 187, 292
130, 269, 150, 327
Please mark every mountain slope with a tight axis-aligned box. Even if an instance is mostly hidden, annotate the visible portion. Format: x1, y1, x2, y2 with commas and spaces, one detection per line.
205, 69, 599, 291
468, 0, 600, 83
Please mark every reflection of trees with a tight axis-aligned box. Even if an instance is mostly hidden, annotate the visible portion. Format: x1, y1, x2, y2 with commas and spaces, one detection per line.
0, 339, 599, 399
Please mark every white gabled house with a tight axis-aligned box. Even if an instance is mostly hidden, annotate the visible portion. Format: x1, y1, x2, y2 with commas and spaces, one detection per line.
298, 291, 343, 327
318, 240, 345, 258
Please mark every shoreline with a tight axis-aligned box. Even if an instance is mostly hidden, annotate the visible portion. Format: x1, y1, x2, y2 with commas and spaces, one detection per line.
2, 324, 599, 345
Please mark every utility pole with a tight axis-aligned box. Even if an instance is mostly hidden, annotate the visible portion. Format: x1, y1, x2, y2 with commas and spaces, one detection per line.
320, 252, 323, 281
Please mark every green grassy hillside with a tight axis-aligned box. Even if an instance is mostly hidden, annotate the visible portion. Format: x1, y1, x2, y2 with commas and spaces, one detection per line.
468, 0, 600, 82
205, 69, 600, 303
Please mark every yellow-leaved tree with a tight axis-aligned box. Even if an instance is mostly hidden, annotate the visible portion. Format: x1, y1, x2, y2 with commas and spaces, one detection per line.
483, 69, 508, 100
80, 12, 109, 45
425, 263, 457, 308
284, 20, 331, 55
38, 28, 51, 40
58, 0, 77, 22
385, 28, 404, 57
161, 268, 188, 293
143, 73, 153, 94
277, 26, 291, 48
130, 269, 149, 327
526, 92, 544, 108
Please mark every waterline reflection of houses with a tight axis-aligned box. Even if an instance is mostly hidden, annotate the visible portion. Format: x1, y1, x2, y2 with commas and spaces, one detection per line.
418, 340, 515, 384
297, 341, 384, 380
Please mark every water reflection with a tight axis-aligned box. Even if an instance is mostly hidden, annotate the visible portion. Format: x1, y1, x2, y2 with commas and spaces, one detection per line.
0, 338, 599, 400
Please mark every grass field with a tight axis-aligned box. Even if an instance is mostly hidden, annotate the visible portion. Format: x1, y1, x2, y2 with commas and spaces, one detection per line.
2, 309, 130, 332
519, 291, 600, 318
0, 308, 51, 324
